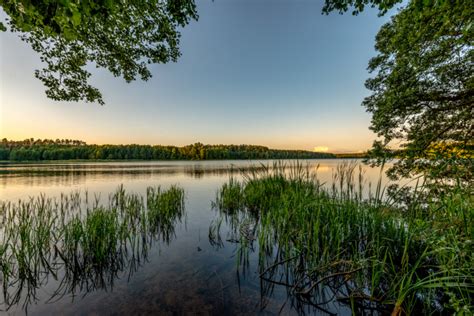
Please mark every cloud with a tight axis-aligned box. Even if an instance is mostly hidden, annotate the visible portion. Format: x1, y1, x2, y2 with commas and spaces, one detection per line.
313, 146, 329, 153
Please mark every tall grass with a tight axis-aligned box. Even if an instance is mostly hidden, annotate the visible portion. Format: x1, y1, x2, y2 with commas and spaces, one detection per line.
0, 185, 185, 311
212, 162, 473, 315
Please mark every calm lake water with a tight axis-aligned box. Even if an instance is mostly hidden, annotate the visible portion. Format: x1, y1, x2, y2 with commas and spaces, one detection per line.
0, 160, 399, 315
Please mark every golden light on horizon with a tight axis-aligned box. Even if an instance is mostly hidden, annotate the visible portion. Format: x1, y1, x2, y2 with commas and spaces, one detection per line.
313, 146, 329, 153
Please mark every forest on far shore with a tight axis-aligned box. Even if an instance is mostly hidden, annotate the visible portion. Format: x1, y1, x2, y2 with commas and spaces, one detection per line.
0, 138, 351, 161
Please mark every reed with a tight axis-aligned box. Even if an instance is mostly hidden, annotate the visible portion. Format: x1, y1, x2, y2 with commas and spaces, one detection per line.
0, 185, 185, 310
212, 162, 473, 314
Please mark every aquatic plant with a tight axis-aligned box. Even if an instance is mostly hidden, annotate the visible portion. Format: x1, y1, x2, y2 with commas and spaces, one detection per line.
212, 162, 474, 315
0, 185, 185, 311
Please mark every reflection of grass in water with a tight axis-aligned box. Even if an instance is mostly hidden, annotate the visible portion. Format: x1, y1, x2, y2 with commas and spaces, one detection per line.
0, 185, 185, 311
211, 161, 473, 315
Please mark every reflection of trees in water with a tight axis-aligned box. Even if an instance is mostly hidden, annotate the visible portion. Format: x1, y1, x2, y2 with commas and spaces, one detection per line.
1, 162, 395, 198
0, 165, 273, 187
0, 185, 185, 311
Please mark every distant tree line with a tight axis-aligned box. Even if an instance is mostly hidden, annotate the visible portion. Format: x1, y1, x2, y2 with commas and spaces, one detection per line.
0, 138, 335, 161
334, 152, 368, 159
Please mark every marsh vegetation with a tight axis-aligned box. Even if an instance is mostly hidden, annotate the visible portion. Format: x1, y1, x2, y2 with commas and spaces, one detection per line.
211, 162, 473, 315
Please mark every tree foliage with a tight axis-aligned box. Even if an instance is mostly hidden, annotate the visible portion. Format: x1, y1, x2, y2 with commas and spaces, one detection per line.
324, 0, 473, 188
0, 0, 198, 104
322, 0, 402, 15
362, 0, 473, 187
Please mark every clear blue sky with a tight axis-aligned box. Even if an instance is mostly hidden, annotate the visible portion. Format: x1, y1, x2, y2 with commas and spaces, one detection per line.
0, 0, 394, 153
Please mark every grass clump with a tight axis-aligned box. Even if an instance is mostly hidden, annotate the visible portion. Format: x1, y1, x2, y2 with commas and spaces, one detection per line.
0, 185, 185, 311
147, 185, 185, 241
213, 177, 244, 214
212, 162, 473, 315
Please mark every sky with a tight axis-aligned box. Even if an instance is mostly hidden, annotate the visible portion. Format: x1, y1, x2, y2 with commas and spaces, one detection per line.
0, 0, 394, 153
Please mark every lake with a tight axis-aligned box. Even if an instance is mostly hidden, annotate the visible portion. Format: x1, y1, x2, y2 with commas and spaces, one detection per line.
0, 160, 399, 315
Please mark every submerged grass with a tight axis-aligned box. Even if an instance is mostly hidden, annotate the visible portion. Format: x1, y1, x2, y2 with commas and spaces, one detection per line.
0, 185, 185, 311
212, 162, 473, 315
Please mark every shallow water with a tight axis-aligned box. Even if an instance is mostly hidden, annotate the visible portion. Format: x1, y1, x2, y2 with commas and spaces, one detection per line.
0, 159, 396, 315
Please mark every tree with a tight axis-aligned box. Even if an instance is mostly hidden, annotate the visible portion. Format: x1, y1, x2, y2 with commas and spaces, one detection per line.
0, 0, 198, 104
324, 0, 473, 188
362, 0, 473, 188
